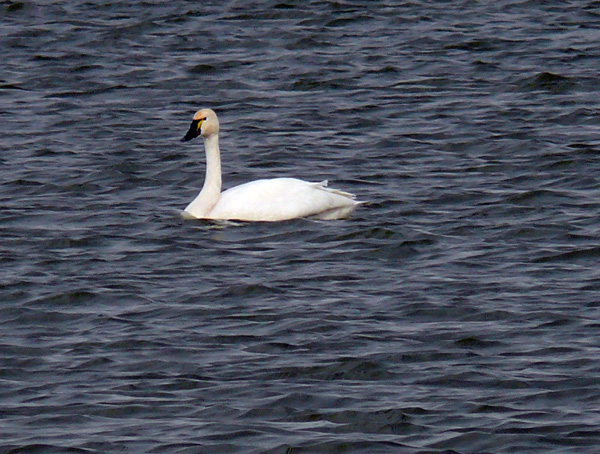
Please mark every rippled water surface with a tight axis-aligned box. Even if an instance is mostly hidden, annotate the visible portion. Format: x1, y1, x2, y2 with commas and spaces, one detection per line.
2, 1, 600, 453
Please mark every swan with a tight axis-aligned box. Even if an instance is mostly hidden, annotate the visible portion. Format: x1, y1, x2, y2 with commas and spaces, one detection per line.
180, 108, 362, 222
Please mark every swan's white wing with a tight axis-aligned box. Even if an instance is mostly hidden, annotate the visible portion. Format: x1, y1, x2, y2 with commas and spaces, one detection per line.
208, 178, 359, 221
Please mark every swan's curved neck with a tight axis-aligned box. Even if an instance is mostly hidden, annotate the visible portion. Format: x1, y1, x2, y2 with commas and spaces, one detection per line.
185, 134, 222, 217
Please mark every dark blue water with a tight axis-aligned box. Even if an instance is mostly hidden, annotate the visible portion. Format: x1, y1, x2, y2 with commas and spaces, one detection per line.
2, 1, 600, 453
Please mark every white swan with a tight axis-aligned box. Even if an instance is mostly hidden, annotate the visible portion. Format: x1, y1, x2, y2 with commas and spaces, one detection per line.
180, 108, 362, 222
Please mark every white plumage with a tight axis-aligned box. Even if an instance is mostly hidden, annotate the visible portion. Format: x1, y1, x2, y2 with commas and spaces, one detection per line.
180, 109, 362, 222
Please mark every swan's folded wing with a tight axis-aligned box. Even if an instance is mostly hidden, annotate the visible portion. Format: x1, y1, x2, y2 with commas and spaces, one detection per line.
209, 178, 359, 221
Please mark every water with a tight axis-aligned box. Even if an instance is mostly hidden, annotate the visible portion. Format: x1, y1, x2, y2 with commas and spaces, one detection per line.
2, 1, 600, 452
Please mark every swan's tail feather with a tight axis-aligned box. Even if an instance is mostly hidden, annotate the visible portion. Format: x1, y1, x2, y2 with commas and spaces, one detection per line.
311, 180, 357, 199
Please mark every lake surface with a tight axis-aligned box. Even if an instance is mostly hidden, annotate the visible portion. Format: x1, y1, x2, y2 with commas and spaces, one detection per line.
2, 1, 600, 453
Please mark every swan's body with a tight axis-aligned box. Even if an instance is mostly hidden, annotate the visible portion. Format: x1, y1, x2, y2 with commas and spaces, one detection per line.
181, 109, 362, 222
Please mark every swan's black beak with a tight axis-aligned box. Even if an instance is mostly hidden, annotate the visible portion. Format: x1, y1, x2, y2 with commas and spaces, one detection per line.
181, 119, 201, 142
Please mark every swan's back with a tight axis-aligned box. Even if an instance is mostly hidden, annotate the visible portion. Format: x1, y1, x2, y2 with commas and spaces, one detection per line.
209, 178, 359, 221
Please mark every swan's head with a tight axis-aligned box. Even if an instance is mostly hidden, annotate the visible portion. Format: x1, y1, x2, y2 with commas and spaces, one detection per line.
181, 108, 219, 142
